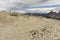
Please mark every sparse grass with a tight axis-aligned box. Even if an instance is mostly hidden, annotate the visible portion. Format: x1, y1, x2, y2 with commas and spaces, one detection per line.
42, 27, 47, 32
10, 12, 19, 17
0, 11, 60, 40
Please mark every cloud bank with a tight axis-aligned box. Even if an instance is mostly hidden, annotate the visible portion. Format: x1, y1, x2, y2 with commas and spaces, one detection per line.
0, 0, 60, 11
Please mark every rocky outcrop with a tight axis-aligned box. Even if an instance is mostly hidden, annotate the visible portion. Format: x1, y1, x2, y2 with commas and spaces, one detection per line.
56, 11, 60, 20
46, 11, 60, 20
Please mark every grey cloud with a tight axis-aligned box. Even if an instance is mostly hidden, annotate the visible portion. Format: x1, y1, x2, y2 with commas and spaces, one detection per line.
40, 0, 49, 3
7, 0, 50, 11
0, 0, 60, 11
7, 3, 30, 11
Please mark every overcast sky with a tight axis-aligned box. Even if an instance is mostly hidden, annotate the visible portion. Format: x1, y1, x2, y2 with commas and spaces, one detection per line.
0, 0, 60, 11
